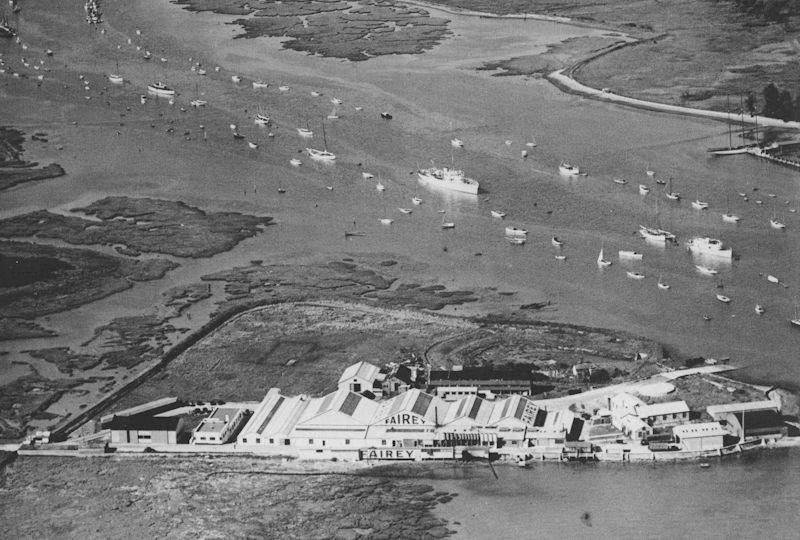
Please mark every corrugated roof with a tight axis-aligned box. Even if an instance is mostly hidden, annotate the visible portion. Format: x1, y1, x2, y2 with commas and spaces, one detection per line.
338, 361, 381, 385
339, 392, 363, 416
257, 396, 285, 433
467, 397, 484, 419
673, 422, 727, 438
707, 400, 779, 416
411, 392, 433, 417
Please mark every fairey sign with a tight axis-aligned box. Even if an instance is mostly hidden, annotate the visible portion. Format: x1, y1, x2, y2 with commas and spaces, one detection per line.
384, 413, 428, 425
361, 448, 417, 460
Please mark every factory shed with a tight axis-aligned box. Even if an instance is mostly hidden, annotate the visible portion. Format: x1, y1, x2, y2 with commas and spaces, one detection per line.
672, 422, 727, 451
107, 415, 186, 446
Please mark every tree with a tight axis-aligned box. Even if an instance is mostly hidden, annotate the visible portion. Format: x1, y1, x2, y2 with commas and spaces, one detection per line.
763, 83, 780, 117
745, 93, 756, 115
777, 90, 794, 121
794, 94, 800, 122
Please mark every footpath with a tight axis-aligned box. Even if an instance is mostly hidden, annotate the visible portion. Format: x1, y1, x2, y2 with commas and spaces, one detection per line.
548, 68, 800, 130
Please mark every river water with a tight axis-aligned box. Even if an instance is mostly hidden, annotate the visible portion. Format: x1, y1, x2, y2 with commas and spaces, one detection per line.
428, 447, 800, 537
2, 1, 800, 532
85, 0, 799, 385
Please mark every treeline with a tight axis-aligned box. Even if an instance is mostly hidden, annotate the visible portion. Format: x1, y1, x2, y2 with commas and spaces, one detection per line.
759, 83, 800, 121
712, 0, 800, 20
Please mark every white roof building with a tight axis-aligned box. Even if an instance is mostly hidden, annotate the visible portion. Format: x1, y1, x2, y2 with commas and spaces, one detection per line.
673, 422, 728, 439
609, 392, 646, 413
338, 361, 385, 396
636, 400, 690, 419
706, 400, 779, 419
238, 389, 312, 444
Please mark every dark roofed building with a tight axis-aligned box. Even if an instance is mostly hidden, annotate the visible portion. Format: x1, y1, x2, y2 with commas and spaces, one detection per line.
428, 365, 535, 398
725, 410, 788, 440
382, 365, 418, 396
107, 414, 187, 446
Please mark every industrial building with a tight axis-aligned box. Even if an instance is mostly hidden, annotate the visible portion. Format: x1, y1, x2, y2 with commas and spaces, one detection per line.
190, 406, 247, 444
237, 378, 559, 456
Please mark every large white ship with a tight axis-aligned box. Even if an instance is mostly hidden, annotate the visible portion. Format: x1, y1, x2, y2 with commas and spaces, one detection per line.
685, 237, 732, 259
417, 166, 479, 195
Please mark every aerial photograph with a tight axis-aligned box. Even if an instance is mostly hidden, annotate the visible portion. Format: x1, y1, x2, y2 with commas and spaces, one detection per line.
2, 0, 800, 537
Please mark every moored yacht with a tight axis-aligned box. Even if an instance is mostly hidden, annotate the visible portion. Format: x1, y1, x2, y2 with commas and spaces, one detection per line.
147, 81, 175, 96
685, 237, 732, 259
505, 226, 527, 237
597, 247, 612, 267
769, 217, 786, 230
638, 225, 677, 245
252, 80, 269, 89
618, 250, 643, 260
307, 147, 335, 162
558, 161, 580, 176
695, 265, 718, 276
254, 112, 270, 125
722, 212, 740, 223
491, 210, 506, 218
418, 166, 479, 195
692, 200, 709, 210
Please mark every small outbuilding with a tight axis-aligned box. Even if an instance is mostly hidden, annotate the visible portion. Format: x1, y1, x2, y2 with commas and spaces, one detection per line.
338, 361, 385, 398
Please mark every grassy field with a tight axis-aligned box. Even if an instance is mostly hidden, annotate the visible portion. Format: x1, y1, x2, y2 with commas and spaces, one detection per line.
432, 0, 800, 114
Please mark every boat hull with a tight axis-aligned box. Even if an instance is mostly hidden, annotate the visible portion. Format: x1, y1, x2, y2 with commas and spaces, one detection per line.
418, 169, 479, 195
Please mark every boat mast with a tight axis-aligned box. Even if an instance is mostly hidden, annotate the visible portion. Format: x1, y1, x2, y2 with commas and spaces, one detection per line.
322, 120, 328, 151
726, 95, 732, 150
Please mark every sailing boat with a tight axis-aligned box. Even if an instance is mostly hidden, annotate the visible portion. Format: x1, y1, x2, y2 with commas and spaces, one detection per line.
379, 188, 393, 225
327, 103, 339, 120
639, 196, 677, 245
791, 300, 800, 328
665, 177, 680, 201
441, 212, 455, 229
147, 43, 174, 97
708, 95, 751, 155
248, 127, 259, 149
657, 275, 671, 290
306, 121, 336, 162
297, 121, 313, 138
597, 246, 612, 267
721, 195, 740, 223
769, 213, 786, 230
254, 104, 270, 125
190, 82, 207, 107
108, 60, 123, 84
